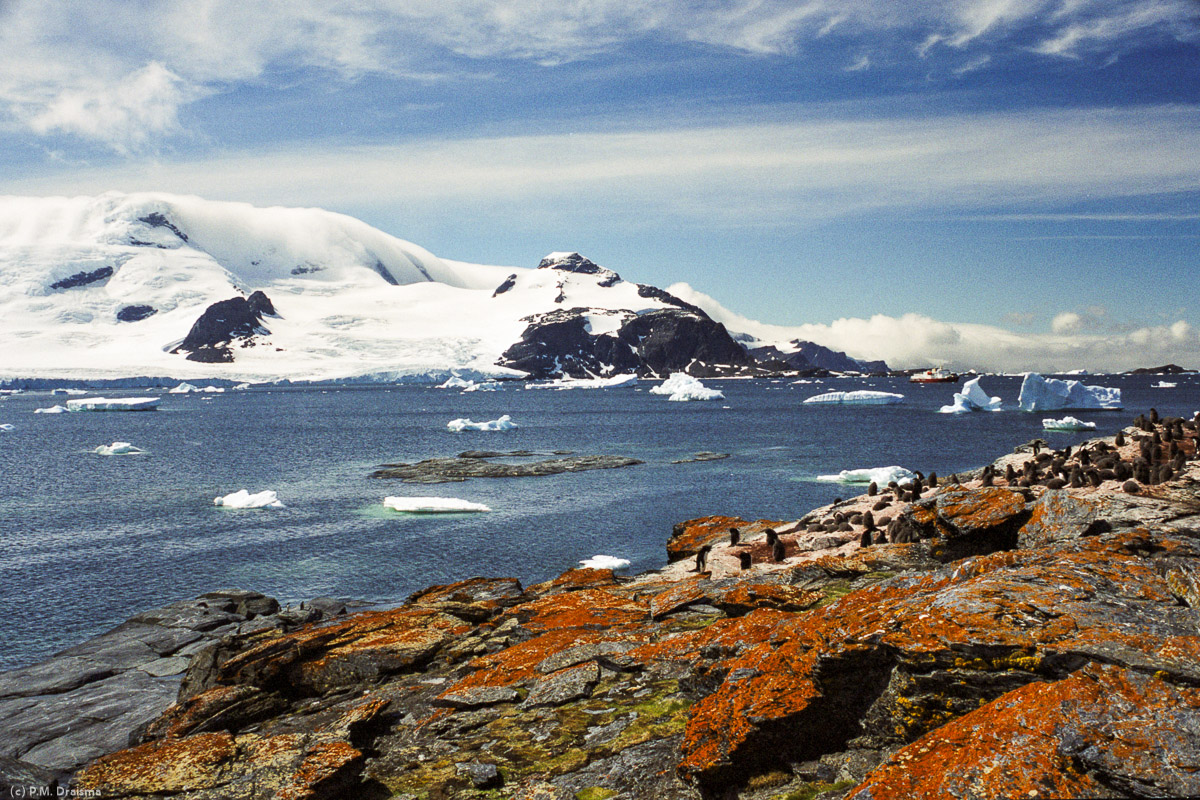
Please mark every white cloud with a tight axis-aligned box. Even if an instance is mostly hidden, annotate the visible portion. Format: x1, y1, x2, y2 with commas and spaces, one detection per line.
1051, 311, 1083, 333
667, 282, 1200, 373
0, 0, 1197, 148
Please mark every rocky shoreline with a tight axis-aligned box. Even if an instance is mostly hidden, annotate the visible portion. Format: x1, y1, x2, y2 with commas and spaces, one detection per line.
3, 410, 1199, 799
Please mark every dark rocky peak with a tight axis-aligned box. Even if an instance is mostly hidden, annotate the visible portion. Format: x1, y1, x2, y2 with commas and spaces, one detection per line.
537, 252, 621, 283
749, 340, 888, 374
635, 283, 707, 317
172, 290, 277, 363
137, 212, 189, 242
116, 304, 156, 323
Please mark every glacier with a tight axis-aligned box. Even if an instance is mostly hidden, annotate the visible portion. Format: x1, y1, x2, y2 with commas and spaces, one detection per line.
649, 373, 724, 401
382, 497, 491, 514
1017, 373, 1122, 412
803, 390, 904, 405
938, 377, 1003, 414
447, 415, 517, 432
214, 490, 285, 509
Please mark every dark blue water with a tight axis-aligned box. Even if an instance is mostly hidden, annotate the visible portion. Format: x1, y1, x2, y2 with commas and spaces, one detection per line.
1, 374, 1197, 671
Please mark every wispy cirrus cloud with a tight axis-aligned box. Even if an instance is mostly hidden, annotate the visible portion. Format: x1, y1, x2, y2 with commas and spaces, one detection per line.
0, 0, 1197, 150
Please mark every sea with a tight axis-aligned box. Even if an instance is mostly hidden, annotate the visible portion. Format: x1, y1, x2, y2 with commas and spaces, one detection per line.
1, 373, 1197, 672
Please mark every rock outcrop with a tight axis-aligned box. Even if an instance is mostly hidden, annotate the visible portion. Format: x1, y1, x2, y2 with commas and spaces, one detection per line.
8, 411, 1200, 799
172, 291, 277, 363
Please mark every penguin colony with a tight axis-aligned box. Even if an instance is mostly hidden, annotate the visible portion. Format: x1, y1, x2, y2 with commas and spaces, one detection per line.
699, 409, 1200, 572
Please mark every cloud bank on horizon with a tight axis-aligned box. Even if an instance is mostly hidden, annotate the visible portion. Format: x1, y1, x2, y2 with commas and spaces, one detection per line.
0, 0, 1198, 372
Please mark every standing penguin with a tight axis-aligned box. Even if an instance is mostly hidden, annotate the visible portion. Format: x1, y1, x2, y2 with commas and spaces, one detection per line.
696, 544, 712, 573
729, 527, 741, 546
771, 538, 786, 563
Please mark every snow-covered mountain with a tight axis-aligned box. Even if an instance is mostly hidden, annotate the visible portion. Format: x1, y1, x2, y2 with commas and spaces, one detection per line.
0, 192, 786, 382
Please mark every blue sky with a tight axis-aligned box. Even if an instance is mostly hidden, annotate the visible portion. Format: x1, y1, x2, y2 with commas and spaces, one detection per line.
1, 0, 1198, 367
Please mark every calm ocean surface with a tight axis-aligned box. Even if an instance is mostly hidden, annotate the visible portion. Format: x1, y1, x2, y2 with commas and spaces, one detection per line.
1, 374, 1197, 671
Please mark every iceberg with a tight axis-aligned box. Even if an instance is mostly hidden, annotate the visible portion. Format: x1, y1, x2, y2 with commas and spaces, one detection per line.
231, 382, 252, 391
1042, 416, 1097, 432
1153, 381, 1177, 389
803, 390, 904, 405
201, 386, 226, 393
938, 377, 1003, 414
649, 373, 724, 401
437, 376, 473, 389
818, 466, 918, 486
51, 388, 87, 395
34, 405, 68, 414
94, 441, 145, 455
578, 554, 631, 570
214, 489, 285, 509
447, 414, 517, 432
461, 381, 502, 392
169, 382, 199, 394
525, 374, 639, 390
0, 423, 13, 431
383, 496, 491, 513
65, 397, 161, 412
1017, 373, 1121, 412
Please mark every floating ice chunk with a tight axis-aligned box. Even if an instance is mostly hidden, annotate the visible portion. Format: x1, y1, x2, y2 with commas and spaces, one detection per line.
803, 390, 904, 405
1042, 416, 1097, 432
818, 466, 918, 486
437, 376, 473, 389
578, 555, 631, 570
214, 490, 285, 509
169, 382, 199, 394
650, 373, 724, 401
939, 377, 1003, 414
462, 381, 502, 393
0, 423, 13, 431
231, 382, 252, 391
447, 414, 517, 432
526, 374, 639, 390
1153, 381, 1177, 388
94, 441, 145, 455
201, 386, 225, 393
66, 397, 161, 412
1017, 373, 1121, 411
34, 405, 68, 414
51, 388, 87, 395
383, 496, 491, 513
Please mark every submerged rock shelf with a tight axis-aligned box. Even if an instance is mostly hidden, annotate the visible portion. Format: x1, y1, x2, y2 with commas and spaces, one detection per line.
369, 453, 645, 483
5, 410, 1200, 799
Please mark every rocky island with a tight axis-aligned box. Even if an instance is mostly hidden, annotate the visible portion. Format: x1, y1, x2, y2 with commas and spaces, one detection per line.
4, 410, 1200, 800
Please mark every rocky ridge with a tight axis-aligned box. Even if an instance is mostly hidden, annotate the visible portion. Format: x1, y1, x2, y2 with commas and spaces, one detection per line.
7, 412, 1200, 799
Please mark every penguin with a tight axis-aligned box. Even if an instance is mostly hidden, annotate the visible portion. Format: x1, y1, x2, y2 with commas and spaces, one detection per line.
859, 530, 873, 548
872, 529, 887, 545
738, 550, 753, 570
1005, 464, 1016, 483
863, 510, 875, 531
771, 539, 786, 563
928, 472, 938, 488
696, 544, 712, 573
1150, 407, 1160, 424
765, 528, 779, 546
1115, 430, 1126, 448
729, 527, 741, 546
868, 481, 878, 497
1123, 480, 1141, 494
981, 471, 994, 487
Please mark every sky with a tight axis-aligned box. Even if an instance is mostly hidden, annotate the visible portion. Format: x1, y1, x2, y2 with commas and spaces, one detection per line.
1, 0, 1199, 371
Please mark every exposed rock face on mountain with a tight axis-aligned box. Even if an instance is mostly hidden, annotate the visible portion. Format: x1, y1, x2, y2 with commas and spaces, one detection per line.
29, 410, 1198, 799
750, 340, 889, 374
172, 291, 277, 363
1126, 363, 1191, 374
499, 306, 754, 379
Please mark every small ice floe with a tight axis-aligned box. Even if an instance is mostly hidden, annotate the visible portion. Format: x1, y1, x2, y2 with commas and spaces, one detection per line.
578, 554, 631, 570
94, 441, 145, 455
51, 388, 87, 395
462, 381, 502, 393
818, 466, 918, 486
201, 386, 225, 393
1153, 381, 1177, 389
0, 423, 14, 431
383, 496, 491, 513
66, 397, 160, 412
1042, 416, 1097, 432
447, 414, 517, 432
169, 382, 199, 394
803, 390, 904, 405
214, 490, 285, 509
526, 374, 639, 390
232, 382, 252, 391
437, 376, 473, 389
939, 377, 1002, 414
34, 405, 68, 414
649, 373, 724, 401
1017, 373, 1121, 411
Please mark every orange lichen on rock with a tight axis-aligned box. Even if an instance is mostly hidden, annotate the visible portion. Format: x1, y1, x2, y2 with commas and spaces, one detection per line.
666, 516, 785, 562
505, 587, 649, 632
76, 732, 238, 793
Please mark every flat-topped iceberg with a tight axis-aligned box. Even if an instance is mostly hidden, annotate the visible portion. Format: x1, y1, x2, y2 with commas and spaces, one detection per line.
214, 489, 285, 509
33, 405, 68, 414
650, 373, 724, 401
1017, 373, 1121, 412
94, 441, 145, 455
578, 554, 631, 570
65, 397, 160, 412
1154, 381, 1177, 389
803, 390, 904, 405
447, 414, 517, 432
939, 377, 1002, 414
526, 374, 639, 390
383, 496, 491, 513
818, 466, 918, 486
1042, 416, 1097, 432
